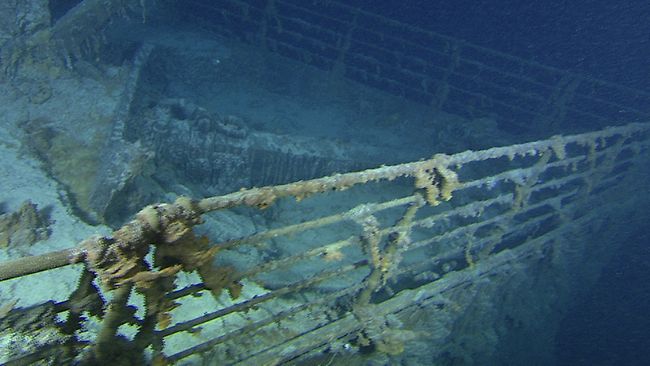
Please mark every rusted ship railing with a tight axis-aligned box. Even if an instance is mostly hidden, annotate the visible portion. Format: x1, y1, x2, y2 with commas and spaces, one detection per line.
1, 121, 648, 365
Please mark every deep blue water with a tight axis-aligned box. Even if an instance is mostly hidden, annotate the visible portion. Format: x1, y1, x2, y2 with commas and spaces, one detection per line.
346, 0, 650, 90
555, 228, 650, 366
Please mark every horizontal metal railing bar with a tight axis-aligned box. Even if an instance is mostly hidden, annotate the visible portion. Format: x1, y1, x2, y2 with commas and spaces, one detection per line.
196, 164, 429, 213
407, 203, 536, 254
457, 142, 638, 195
238, 311, 359, 365
449, 123, 647, 166
461, 159, 585, 191
165, 282, 365, 363
158, 261, 367, 338
400, 190, 572, 255
234, 236, 360, 280
0, 247, 82, 282
214, 195, 418, 252
456, 147, 642, 196
398, 211, 559, 276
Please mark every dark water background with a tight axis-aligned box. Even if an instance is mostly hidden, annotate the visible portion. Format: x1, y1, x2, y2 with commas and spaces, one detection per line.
556, 228, 650, 365
347, 0, 650, 90
345, 1, 650, 364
